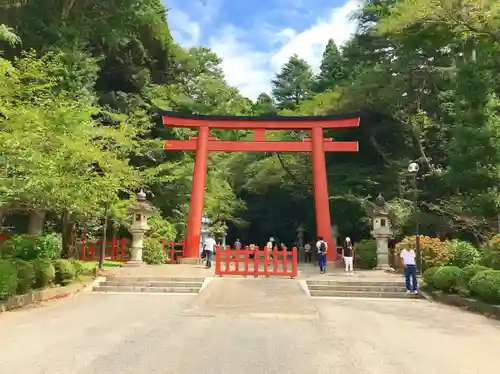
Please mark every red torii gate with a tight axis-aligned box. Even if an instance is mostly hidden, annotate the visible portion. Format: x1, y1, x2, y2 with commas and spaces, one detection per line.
161, 112, 360, 263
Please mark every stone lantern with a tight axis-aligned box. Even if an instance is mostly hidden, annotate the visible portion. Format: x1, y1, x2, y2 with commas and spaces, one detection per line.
125, 189, 152, 267
371, 193, 394, 271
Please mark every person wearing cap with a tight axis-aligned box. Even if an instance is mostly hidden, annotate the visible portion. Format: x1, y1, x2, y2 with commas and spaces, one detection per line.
343, 237, 355, 275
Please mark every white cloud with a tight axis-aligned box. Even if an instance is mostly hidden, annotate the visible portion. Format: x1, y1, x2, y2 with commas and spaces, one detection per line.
271, 0, 361, 73
169, 0, 361, 100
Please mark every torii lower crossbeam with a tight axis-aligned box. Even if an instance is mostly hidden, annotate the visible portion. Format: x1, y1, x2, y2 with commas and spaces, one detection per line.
161, 112, 360, 262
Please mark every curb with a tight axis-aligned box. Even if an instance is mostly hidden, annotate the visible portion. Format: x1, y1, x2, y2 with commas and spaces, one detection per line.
0, 277, 100, 314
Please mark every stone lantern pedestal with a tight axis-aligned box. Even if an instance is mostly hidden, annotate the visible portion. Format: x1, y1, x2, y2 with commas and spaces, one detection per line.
371, 194, 395, 271
123, 189, 152, 267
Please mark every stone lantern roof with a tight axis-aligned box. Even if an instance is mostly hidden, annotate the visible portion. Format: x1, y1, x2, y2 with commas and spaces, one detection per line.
372, 193, 390, 217
128, 189, 153, 213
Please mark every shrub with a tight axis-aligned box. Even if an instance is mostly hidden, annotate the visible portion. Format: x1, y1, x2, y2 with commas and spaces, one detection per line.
0, 260, 17, 300
12, 259, 35, 294
449, 240, 482, 268
396, 236, 451, 270
354, 240, 377, 269
423, 266, 441, 288
32, 259, 55, 288
458, 264, 490, 289
483, 235, 500, 270
432, 266, 461, 293
1, 233, 62, 261
143, 237, 166, 265
469, 270, 500, 304
53, 259, 75, 286
70, 260, 84, 279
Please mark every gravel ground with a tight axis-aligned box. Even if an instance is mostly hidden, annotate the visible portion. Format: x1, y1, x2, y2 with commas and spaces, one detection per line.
0, 280, 499, 374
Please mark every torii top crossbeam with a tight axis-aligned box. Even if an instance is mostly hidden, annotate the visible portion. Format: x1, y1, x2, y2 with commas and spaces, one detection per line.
162, 111, 360, 153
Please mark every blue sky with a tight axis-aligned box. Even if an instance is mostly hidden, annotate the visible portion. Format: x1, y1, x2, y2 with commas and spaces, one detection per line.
163, 0, 361, 99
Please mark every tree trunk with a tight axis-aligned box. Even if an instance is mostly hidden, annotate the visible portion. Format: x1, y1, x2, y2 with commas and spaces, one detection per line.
61, 210, 76, 259
27, 209, 47, 236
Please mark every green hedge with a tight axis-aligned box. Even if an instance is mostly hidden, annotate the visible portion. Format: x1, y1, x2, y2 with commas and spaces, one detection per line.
53, 259, 76, 285
12, 259, 35, 294
423, 266, 441, 288
32, 258, 55, 288
0, 260, 17, 300
143, 237, 166, 265
354, 240, 377, 269
449, 240, 482, 268
469, 270, 500, 304
433, 266, 461, 293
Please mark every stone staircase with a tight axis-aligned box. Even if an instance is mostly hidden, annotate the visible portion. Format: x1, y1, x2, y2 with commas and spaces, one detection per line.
307, 280, 422, 299
93, 276, 205, 294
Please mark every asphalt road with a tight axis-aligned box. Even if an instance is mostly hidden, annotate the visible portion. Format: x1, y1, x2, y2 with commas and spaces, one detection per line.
1, 286, 499, 374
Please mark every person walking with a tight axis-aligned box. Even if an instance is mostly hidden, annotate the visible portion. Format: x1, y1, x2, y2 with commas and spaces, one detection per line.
204, 233, 217, 269
316, 236, 328, 274
400, 247, 419, 294
234, 238, 242, 250
304, 243, 312, 263
266, 237, 275, 260
342, 237, 354, 275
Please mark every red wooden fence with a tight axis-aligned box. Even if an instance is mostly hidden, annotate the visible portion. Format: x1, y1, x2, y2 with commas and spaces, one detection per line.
162, 239, 184, 263
215, 245, 298, 278
80, 234, 129, 262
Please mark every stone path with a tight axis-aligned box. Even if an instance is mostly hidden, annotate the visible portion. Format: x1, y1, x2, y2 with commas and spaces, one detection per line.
0, 276, 500, 373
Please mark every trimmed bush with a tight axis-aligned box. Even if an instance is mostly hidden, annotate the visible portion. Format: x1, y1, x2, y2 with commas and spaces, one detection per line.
433, 266, 461, 293
354, 240, 377, 269
53, 259, 76, 285
70, 260, 84, 279
12, 259, 35, 294
449, 240, 482, 268
143, 237, 166, 265
35, 233, 62, 259
32, 259, 55, 288
469, 270, 500, 304
0, 260, 17, 300
483, 235, 500, 270
423, 266, 441, 288
458, 264, 490, 289
396, 236, 451, 270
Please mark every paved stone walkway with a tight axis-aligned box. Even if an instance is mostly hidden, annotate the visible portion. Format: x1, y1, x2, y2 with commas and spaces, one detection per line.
1, 276, 499, 373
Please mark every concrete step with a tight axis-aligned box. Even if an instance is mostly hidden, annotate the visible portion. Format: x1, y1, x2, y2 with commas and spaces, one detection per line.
308, 284, 406, 292
93, 285, 201, 293
310, 290, 422, 299
106, 276, 205, 283
102, 281, 203, 288
307, 280, 402, 287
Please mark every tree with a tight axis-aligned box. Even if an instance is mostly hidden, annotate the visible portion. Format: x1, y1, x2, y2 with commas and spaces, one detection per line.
252, 93, 276, 116
313, 39, 347, 93
272, 54, 314, 109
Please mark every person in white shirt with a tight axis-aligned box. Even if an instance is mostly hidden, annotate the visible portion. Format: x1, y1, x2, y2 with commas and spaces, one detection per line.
342, 237, 355, 275
400, 248, 418, 294
204, 234, 217, 269
316, 236, 328, 274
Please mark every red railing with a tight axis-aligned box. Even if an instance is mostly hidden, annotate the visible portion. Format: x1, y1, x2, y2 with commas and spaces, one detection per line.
80, 233, 129, 262
215, 245, 298, 278
162, 239, 184, 263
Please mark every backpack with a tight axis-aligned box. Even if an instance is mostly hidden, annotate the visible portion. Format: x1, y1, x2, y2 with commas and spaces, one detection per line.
319, 241, 326, 253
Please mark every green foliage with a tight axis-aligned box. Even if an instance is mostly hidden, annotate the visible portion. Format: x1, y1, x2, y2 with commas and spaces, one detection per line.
423, 266, 441, 288
0, 259, 17, 300
354, 240, 377, 269
314, 39, 347, 93
12, 259, 35, 294
32, 259, 55, 288
1, 233, 61, 260
469, 270, 500, 304
53, 259, 75, 286
142, 237, 166, 265
483, 235, 500, 270
70, 260, 84, 279
449, 240, 482, 268
458, 264, 490, 292
432, 266, 462, 293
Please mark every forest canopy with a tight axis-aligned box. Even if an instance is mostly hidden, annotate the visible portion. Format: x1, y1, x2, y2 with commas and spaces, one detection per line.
1, 0, 500, 249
